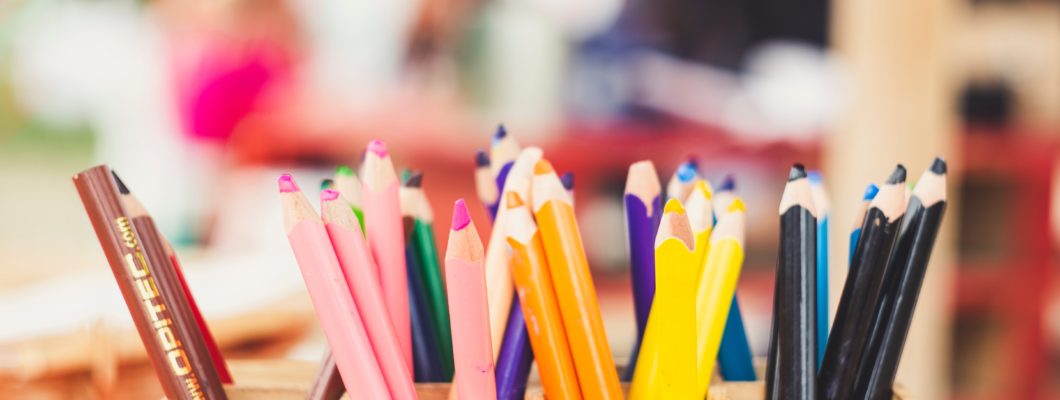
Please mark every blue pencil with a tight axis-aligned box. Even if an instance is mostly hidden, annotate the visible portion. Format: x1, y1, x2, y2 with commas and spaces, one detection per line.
808, 171, 829, 365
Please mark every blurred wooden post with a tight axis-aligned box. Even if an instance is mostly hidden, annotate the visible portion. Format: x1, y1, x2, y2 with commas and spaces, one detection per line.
827, 0, 959, 398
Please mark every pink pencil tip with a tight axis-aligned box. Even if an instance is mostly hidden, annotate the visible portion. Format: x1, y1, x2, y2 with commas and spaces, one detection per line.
367, 140, 389, 158
320, 189, 341, 201
452, 199, 471, 230
278, 174, 300, 192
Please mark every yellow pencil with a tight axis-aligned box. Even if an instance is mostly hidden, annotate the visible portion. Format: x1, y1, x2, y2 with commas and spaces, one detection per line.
695, 198, 747, 398
685, 180, 715, 270
630, 199, 698, 399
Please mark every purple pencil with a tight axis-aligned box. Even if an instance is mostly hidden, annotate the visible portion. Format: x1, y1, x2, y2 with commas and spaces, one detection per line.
622, 160, 663, 380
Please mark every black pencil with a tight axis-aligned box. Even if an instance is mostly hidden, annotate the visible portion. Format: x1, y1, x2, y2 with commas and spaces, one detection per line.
817, 165, 907, 400
852, 158, 948, 400
765, 164, 817, 400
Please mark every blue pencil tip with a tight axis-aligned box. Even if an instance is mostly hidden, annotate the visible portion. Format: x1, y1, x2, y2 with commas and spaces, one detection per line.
676, 162, 698, 183
808, 170, 823, 184
863, 183, 880, 200
719, 174, 735, 191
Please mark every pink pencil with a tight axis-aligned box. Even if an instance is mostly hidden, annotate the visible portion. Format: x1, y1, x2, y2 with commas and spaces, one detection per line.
361, 139, 412, 372
278, 175, 389, 398
445, 199, 497, 400
321, 189, 417, 399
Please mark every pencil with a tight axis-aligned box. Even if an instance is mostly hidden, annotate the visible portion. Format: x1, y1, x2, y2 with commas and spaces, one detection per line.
334, 166, 366, 233
445, 199, 498, 400
629, 199, 698, 399
320, 189, 416, 397
850, 183, 880, 264
818, 166, 906, 400
852, 158, 948, 400
279, 175, 389, 398
560, 171, 575, 206
321, 178, 335, 191
808, 171, 830, 364
711, 174, 757, 382
113, 172, 232, 385
686, 180, 715, 269
622, 160, 663, 381
533, 159, 622, 399
74, 165, 225, 400
474, 150, 497, 219
406, 218, 446, 382
488, 125, 520, 218
361, 140, 413, 373
505, 191, 583, 400
765, 164, 817, 400
666, 158, 700, 202
404, 172, 456, 379
695, 199, 748, 399
307, 351, 344, 400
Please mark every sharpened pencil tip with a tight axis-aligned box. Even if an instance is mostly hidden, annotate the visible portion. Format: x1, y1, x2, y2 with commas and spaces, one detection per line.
886, 164, 907, 184
452, 199, 471, 230
676, 161, 698, 183
663, 198, 685, 214
534, 159, 555, 175
321, 179, 334, 190
719, 174, 735, 191
930, 157, 947, 174
475, 150, 490, 167
807, 170, 822, 184
506, 191, 525, 208
693, 180, 713, 199
788, 164, 807, 181
335, 165, 354, 177
863, 183, 880, 200
278, 174, 300, 193
367, 140, 389, 158
406, 171, 424, 188
110, 171, 130, 195
493, 124, 508, 142
321, 189, 341, 201
728, 198, 746, 213
560, 171, 574, 190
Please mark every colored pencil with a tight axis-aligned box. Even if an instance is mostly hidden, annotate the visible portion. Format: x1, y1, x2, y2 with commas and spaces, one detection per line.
279, 175, 389, 398
533, 159, 623, 399
406, 221, 446, 382
334, 165, 366, 233
850, 183, 880, 265
852, 158, 948, 400
713, 174, 736, 212
74, 165, 227, 400
404, 172, 456, 379
622, 160, 663, 381
445, 199, 498, 400
695, 199, 748, 399
320, 189, 416, 398
489, 125, 521, 218
307, 352, 344, 400
113, 172, 232, 384
818, 166, 906, 400
474, 150, 497, 218
361, 140, 413, 373
629, 199, 698, 399
666, 158, 700, 202
686, 180, 715, 269
321, 178, 335, 191
560, 171, 575, 206
808, 171, 829, 364
505, 191, 583, 400
713, 174, 756, 382
765, 164, 817, 400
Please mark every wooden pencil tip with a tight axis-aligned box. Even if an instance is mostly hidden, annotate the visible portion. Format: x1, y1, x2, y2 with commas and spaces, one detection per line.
278, 174, 300, 193
886, 164, 907, 184
788, 164, 807, 181
321, 189, 341, 202
534, 159, 555, 175
475, 150, 490, 167
406, 171, 424, 188
367, 139, 389, 158
693, 180, 713, 199
335, 165, 354, 177
863, 183, 880, 200
719, 174, 735, 191
663, 198, 686, 214
110, 171, 130, 195
452, 199, 472, 231
728, 198, 746, 213
676, 161, 698, 183
930, 157, 947, 174
320, 179, 335, 190
560, 171, 575, 190
506, 191, 525, 208
807, 170, 822, 184
493, 124, 508, 141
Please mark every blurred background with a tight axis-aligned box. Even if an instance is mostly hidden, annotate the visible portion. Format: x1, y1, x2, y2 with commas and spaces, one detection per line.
0, 0, 1057, 398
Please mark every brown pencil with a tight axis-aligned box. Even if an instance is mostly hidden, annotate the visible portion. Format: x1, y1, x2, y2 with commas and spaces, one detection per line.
73, 165, 226, 400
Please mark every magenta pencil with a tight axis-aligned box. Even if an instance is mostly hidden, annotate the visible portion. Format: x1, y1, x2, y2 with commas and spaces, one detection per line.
361, 139, 413, 372
445, 199, 497, 400
278, 174, 389, 398
321, 189, 418, 399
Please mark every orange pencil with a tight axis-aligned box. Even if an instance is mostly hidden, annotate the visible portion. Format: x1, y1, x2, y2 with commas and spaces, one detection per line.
361, 140, 412, 372
279, 175, 389, 398
531, 160, 622, 399
445, 200, 497, 400
506, 191, 582, 400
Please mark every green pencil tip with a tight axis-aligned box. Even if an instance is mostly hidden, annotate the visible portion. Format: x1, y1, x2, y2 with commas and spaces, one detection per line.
335, 165, 354, 177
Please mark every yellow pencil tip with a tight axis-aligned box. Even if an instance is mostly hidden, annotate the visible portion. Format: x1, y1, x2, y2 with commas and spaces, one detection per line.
663, 198, 686, 214
506, 191, 525, 208
694, 180, 713, 199
728, 198, 746, 213
534, 159, 555, 175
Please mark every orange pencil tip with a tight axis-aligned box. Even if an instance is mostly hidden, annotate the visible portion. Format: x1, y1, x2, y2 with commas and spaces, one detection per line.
534, 159, 555, 175
506, 192, 525, 208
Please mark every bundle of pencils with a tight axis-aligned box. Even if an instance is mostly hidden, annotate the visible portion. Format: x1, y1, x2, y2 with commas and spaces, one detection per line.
74, 166, 231, 400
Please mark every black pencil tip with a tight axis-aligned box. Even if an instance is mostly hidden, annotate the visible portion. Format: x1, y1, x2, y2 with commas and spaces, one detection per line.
886, 164, 907, 184
930, 157, 947, 174
560, 171, 574, 190
406, 171, 424, 188
788, 164, 807, 181
475, 150, 490, 167
719, 174, 735, 191
110, 170, 130, 194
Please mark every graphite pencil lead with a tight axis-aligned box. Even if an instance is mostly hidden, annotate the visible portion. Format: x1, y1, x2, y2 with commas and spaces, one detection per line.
406, 171, 424, 188
788, 164, 807, 181
886, 165, 907, 184
930, 157, 947, 174
111, 171, 131, 195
